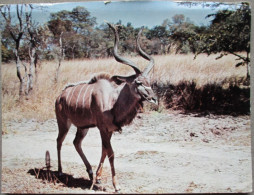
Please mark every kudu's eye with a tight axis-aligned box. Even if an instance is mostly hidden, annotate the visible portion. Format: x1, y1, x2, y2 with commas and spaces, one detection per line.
135, 80, 142, 85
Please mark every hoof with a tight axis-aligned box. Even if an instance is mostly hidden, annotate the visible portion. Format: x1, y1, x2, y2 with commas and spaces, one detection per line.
58, 172, 63, 177
96, 179, 102, 184
87, 169, 93, 181
115, 186, 121, 193
89, 174, 93, 181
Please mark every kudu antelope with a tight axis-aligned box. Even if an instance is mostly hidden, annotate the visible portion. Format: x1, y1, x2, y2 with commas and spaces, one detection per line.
55, 22, 158, 192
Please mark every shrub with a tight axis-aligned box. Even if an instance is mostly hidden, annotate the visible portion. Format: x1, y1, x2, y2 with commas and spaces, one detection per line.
153, 79, 250, 115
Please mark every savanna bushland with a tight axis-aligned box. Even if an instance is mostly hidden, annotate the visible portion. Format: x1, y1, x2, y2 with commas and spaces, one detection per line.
1, 2, 250, 120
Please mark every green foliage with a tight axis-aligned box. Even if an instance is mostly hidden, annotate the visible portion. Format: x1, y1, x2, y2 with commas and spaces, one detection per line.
168, 3, 250, 78
50, 6, 96, 34
195, 3, 250, 65
48, 18, 72, 37
1, 3, 251, 69
1, 44, 14, 63
170, 17, 199, 54
47, 6, 97, 59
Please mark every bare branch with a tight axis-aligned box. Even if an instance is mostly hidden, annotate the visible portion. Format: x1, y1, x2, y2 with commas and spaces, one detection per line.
227, 51, 249, 63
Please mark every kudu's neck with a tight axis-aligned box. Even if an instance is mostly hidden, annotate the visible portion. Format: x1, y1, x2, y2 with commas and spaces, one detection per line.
112, 83, 142, 127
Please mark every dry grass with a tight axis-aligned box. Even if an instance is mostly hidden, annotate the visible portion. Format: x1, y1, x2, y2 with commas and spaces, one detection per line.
1, 53, 247, 122
152, 53, 246, 87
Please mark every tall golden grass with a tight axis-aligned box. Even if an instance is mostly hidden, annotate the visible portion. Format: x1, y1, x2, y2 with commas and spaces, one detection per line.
1, 53, 247, 122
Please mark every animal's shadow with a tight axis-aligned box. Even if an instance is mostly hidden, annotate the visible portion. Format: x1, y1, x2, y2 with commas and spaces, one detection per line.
27, 168, 100, 191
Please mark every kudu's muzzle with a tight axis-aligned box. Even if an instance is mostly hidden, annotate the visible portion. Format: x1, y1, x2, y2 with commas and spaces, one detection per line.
137, 84, 158, 105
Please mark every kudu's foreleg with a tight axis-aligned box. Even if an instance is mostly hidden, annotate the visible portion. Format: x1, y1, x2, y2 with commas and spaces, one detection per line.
108, 143, 121, 192
99, 130, 120, 192
95, 132, 112, 184
73, 128, 93, 181
95, 145, 107, 184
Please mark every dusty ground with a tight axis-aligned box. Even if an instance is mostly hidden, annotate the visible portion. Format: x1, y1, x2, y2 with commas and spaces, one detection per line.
2, 111, 252, 193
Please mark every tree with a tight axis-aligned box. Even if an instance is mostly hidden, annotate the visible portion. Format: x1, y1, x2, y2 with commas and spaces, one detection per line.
48, 16, 72, 81
92, 23, 114, 58
1, 5, 27, 97
69, 6, 96, 35
172, 14, 185, 25
48, 6, 97, 81
146, 25, 171, 54
117, 22, 137, 54
0, 4, 48, 96
1, 16, 15, 63
169, 14, 198, 54
25, 5, 48, 94
1, 44, 14, 63
63, 32, 84, 60
196, 3, 251, 79
49, 6, 96, 59
50, 6, 96, 34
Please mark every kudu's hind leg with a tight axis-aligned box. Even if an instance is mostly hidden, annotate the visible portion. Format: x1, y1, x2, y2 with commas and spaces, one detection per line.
56, 118, 71, 174
73, 128, 93, 181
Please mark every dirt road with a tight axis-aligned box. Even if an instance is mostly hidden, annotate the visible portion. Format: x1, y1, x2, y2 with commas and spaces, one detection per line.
2, 111, 252, 193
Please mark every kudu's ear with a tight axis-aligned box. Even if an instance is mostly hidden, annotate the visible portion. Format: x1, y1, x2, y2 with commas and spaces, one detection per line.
111, 74, 137, 85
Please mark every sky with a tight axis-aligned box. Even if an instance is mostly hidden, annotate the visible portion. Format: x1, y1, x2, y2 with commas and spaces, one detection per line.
11, 1, 239, 28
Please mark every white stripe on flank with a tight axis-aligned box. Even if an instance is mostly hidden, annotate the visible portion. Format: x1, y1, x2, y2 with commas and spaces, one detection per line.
65, 87, 73, 112
88, 88, 94, 115
82, 85, 91, 111
89, 88, 94, 107
65, 87, 72, 104
75, 84, 87, 111
100, 98, 104, 111
68, 85, 78, 108
57, 94, 61, 102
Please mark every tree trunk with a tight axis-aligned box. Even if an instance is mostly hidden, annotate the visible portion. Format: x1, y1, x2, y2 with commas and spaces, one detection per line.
246, 52, 250, 79
27, 46, 36, 95
72, 45, 75, 60
15, 48, 25, 97
33, 52, 38, 84
1, 4, 32, 99
55, 32, 64, 83
55, 58, 62, 83
165, 43, 171, 54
